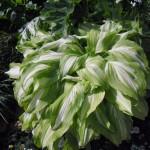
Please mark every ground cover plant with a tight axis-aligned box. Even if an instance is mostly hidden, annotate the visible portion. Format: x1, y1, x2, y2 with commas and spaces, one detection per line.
1, 0, 150, 149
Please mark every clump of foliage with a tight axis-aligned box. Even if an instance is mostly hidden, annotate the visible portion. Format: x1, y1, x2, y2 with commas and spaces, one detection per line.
6, 0, 150, 149
7, 20, 150, 149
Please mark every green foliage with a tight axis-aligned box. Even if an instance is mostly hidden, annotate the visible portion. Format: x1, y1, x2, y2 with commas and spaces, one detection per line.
4, 0, 150, 149
16, 0, 80, 54
0, 0, 44, 32
7, 21, 150, 150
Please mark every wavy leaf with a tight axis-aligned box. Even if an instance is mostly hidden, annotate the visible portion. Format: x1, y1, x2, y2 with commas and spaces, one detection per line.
9, 21, 149, 150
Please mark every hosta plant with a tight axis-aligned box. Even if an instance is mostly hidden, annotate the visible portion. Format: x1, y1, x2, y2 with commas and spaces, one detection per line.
7, 21, 150, 150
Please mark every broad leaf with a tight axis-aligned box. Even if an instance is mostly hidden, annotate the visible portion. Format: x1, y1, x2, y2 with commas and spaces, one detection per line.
105, 61, 145, 99
8, 21, 149, 150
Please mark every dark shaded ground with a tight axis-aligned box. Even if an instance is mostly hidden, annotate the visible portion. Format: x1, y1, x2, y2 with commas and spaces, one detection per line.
0, 30, 150, 150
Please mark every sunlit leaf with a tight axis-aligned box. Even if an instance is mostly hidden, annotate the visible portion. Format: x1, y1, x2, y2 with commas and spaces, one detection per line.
9, 21, 149, 150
